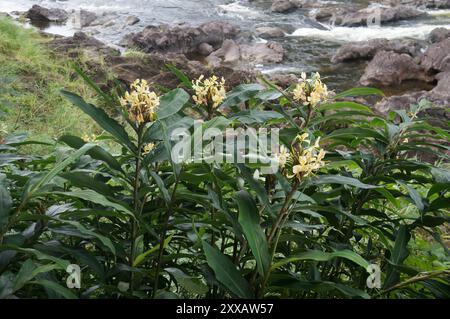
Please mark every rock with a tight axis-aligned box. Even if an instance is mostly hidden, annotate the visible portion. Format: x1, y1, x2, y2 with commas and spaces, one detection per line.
198, 42, 214, 56
315, 5, 426, 26
206, 39, 241, 67
127, 21, 240, 55
26, 5, 68, 23
125, 15, 140, 26
206, 40, 284, 67
360, 51, 431, 86
255, 26, 285, 38
427, 27, 450, 43
72, 10, 97, 28
266, 73, 299, 88
421, 38, 450, 73
240, 41, 284, 64
431, 71, 450, 95
49, 32, 119, 58
381, 0, 450, 9
271, 0, 301, 13
331, 38, 424, 63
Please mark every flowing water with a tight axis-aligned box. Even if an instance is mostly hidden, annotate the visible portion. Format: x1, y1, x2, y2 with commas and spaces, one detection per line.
1, 0, 450, 90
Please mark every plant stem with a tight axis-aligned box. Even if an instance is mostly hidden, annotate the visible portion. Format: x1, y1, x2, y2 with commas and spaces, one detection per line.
130, 125, 144, 294
152, 177, 179, 298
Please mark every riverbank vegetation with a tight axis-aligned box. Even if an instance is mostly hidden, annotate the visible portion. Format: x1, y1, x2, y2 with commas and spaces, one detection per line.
0, 17, 449, 299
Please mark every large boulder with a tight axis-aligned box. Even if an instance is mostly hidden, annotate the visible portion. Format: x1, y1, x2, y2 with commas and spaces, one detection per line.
126, 21, 240, 55
255, 26, 285, 39
26, 5, 68, 23
427, 27, 450, 43
315, 5, 426, 26
360, 51, 431, 86
205, 39, 284, 67
271, 0, 301, 13
331, 38, 424, 63
381, 0, 450, 9
421, 38, 450, 73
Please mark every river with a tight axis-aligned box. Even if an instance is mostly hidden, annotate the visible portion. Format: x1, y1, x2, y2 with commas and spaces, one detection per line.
1, 0, 450, 91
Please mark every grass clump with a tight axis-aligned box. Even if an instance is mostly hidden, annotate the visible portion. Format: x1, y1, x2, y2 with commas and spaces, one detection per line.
0, 17, 100, 150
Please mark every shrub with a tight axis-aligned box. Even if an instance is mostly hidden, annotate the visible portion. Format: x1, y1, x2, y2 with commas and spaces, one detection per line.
0, 68, 448, 299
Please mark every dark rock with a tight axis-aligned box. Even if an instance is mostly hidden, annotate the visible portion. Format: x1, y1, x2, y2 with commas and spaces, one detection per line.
331, 38, 424, 63
427, 27, 450, 43
126, 21, 240, 55
421, 38, 450, 73
26, 5, 68, 23
48, 32, 119, 58
360, 51, 431, 86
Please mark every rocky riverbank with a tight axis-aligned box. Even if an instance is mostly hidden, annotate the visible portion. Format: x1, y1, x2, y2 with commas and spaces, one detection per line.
1, 1, 449, 126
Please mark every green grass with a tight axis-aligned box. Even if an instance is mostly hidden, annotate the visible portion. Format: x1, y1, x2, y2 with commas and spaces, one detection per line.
0, 17, 101, 151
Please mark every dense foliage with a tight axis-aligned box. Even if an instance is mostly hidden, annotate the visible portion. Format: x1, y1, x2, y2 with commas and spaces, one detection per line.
0, 67, 449, 299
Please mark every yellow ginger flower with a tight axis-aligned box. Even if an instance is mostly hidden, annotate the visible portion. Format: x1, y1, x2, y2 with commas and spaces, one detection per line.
288, 133, 326, 181
275, 144, 291, 168
120, 79, 159, 125
292, 72, 329, 107
143, 142, 155, 155
82, 133, 97, 143
192, 75, 226, 109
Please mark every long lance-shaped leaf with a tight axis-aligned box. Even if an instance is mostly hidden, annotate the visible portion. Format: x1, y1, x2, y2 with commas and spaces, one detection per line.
156, 88, 189, 120
60, 90, 136, 153
272, 249, 370, 270
236, 190, 270, 277
26, 143, 95, 197
202, 241, 254, 298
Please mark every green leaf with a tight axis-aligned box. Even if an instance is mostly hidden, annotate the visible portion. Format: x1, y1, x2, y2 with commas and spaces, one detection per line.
236, 190, 270, 277
27, 143, 95, 197
166, 64, 193, 89
202, 241, 253, 298
32, 279, 78, 299
133, 235, 173, 267
318, 101, 373, 113
383, 225, 411, 289
165, 267, 208, 295
0, 174, 12, 229
333, 87, 384, 99
53, 189, 135, 220
59, 135, 123, 172
272, 249, 369, 270
308, 175, 377, 189
13, 260, 59, 292
157, 88, 189, 120
220, 84, 265, 109
60, 172, 115, 197
60, 90, 136, 152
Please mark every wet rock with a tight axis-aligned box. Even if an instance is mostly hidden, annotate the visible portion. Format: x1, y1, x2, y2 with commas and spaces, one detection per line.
271, 0, 301, 13
205, 40, 284, 67
206, 39, 241, 67
266, 73, 299, 88
198, 42, 214, 56
360, 51, 431, 86
331, 38, 424, 63
427, 27, 450, 43
26, 5, 68, 23
421, 38, 450, 73
127, 21, 240, 55
431, 71, 450, 95
240, 41, 284, 64
125, 15, 140, 26
315, 5, 426, 27
255, 26, 285, 38
72, 9, 97, 28
381, 0, 450, 9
